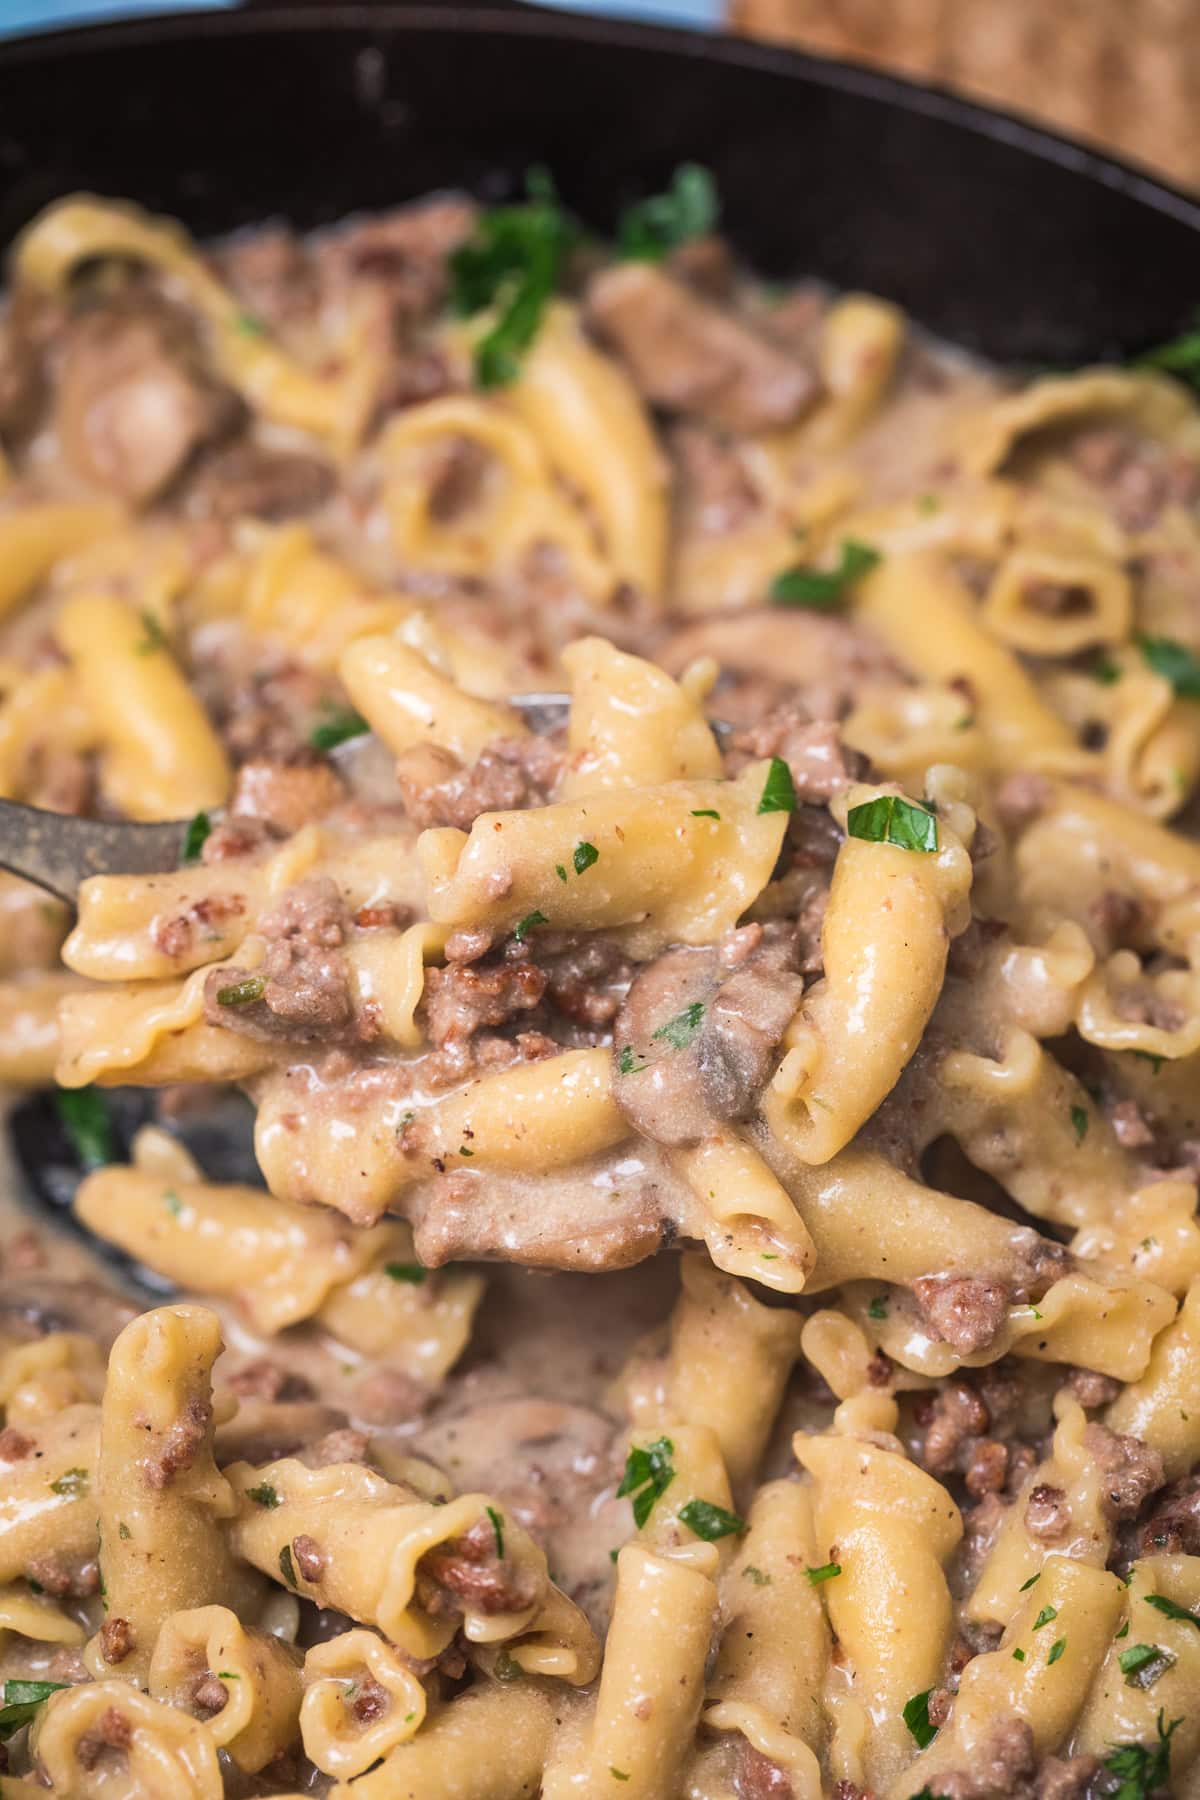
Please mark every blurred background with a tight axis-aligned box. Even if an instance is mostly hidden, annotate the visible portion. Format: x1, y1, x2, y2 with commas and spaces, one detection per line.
1, 0, 1196, 191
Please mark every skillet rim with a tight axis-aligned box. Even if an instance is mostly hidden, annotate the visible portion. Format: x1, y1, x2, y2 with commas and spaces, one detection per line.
2, 0, 1200, 239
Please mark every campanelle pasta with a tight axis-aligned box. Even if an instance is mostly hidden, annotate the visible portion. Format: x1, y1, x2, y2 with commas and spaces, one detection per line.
0, 170, 1197, 1799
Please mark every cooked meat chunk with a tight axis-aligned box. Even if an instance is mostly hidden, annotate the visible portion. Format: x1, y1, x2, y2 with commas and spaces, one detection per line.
144, 1395, 210, 1488
350, 1677, 390, 1724
725, 711, 867, 802
203, 876, 358, 1043
0, 1426, 34, 1460
419, 958, 547, 1048
292, 1533, 326, 1581
1069, 424, 1200, 530
1024, 1483, 1071, 1542
912, 1275, 1010, 1356
98, 1616, 135, 1665
671, 422, 760, 534
318, 198, 478, 322
419, 1516, 539, 1617
924, 1716, 1036, 1799
55, 294, 238, 502
217, 660, 345, 765
1034, 1756, 1100, 1800
191, 442, 335, 520
734, 1744, 794, 1800
587, 262, 817, 435
1137, 1471, 1200, 1554
151, 890, 246, 962
396, 737, 563, 831
1083, 1422, 1164, 1521
613, 928, 804, 1146
225, 1359, 315, 1403
227, 757, 345, 836
532, 932, 634, 1031
1066, 1367, 1122, 1409
77, 1705, 133, 1770
213, 226, 318, 331
189, 1675, 229, 1717
0, 313, 42, 438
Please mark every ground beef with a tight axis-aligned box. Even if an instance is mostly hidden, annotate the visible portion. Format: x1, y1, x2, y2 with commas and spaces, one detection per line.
1137, 1471, 1200, 1554
225, 1359, 315, 1403
144, 1395, 210, 1489
914, 1371, 1025, 1498
227, 757, 346, 836
77, 1706, 133, 1769
1035, 1757, 1100, 1800
1069, 424, 1200, 530
733, 1743, 794, 1800
587, 261, 817, 435
217, 660, 345, 766
396, 736, 563, 832
201, 815, 280, 864
1083, 1422, 1164, 1521
54, 292, 239, 503
1024, 1482, 1071, 1542
98, 1616, 135, 1665
521, 932, 634, 1032
316, 198, 478, 324
310, 1427, 370, 1466
994, 772, 1052, 831
670, 422, 761, 534
1109, 1098, 1155, 1149
1066, 1367, 1122, 1409
0, 1426, 33, 1460
292, 1533, 326, 1582
350, 1677, 390, 1724
419, 1517, 539, 1618
26, 1551, 99, 1599
214, 227, 319, 332
151, 891, 246, 962
189, 1675, 228, 1717
725, 711, 867, 802
912, 1275, 1010, 1356
1089, 888, 1142, 950
0, 311, 43, 438
927, 1716, 1036, 1799
190, 442, 334, 521
204, 876, 360, 1044
419, 958, 547, 1048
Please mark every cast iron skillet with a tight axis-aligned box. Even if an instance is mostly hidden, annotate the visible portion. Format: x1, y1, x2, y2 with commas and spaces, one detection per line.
2, 0, 1200, 1258
1, 0, 1199, 368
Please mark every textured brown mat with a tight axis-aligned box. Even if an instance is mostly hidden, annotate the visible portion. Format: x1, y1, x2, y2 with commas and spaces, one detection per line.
729, 0, 1200, 192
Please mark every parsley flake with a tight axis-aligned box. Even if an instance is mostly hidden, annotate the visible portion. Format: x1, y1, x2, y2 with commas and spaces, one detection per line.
1102, 1709, 1182, 1800
555, 863, 568, 883
1119, 1643, 1175, 1689
868, 1295, 888, 1320
1019, 1573, 1041, 1591
742, 1565, 770, 1586
757, 756, 796, 815
384, 1262, 426, 1285
236, 311, 267, 336
493, 1647, 523, 1683
1145, 1592, 1200, 1629
50, 1468, 88, 1499
902, 1689, 938, 1749
771, 538, 881, 610
652, 1001, 705, 1050
805, 1562, 842, 1586
1012, 1647, 1026, 1662
616, 1046, 648, 1076
486, 1505, 505, 1559
513, 909, 548, 944
847, 793, 938, 853
610, 1770, 631, 1784
450, 169, 578, 387
1034, 1604, 1059, 1630
55, 1086, 114, 1168
1138, 634, 1200, 699
135, 609, 168, 655
310, 708, 369, 753
216, 974, 265, 1008
0, 1680, 68, 1741
247, 1483, 280, 1509
573, 840, 600, 875
181, 810, 212, 863
677, 1499, 746, 1541
163, 1190, 183, 1218
1070, 1103, 1089, 1143
690, 808, 720, 819
617, 163, 718, 261
278, 1543, 297, 1587
1047, 1637, 1067, 1665
616, 1437, 676, 1529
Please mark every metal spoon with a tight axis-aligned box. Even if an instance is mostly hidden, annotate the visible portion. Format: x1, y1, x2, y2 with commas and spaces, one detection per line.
0, 691, 576, 902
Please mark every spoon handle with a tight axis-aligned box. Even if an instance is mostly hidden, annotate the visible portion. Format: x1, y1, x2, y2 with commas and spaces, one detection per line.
0, 798, 189, 903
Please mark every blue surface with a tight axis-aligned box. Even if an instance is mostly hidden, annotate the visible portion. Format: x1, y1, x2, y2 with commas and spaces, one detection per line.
0, 0, 715, 36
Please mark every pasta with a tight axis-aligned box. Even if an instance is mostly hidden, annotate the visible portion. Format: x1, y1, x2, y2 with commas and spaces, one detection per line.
0, 168, 1199, 1798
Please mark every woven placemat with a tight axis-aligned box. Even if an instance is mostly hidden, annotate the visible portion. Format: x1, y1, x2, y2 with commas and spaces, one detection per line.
729, 0, 1200, 192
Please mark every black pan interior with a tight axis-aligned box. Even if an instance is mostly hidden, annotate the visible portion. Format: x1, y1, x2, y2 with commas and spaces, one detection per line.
0, 2, 1198, 364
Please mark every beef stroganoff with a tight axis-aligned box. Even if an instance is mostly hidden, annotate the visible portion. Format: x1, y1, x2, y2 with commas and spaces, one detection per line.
0, 167, 1197, 1796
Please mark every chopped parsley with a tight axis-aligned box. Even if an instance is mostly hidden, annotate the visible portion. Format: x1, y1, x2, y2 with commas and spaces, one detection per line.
1093, 654, 1122, 685
486, 1505, 505, 1559
0, 1680, 68, 1740
118, 1521, 131, 1540
690, 808, 720, 819
512, 909, 548, 944
135, 609, 168, 655
384, 1262, 426, 1285
163, 1190, 183, 1218
1139, 321, 1200, 382
493, 1647, 523, 1682
742, 1565, 771, 1586
1012, 1647, 1026, 1662
1033, 1604, 1059, 1631
677, 1499, 746, 1541
847, 793, 938, 853
770, 538, 881, 610
215, 974, 266, 1008
902, 1688, 938, 1749
1133, 1050, 1164, 1074
181, 809, 212, 863
1119, 1643, 1175, 1688
652, 1001, 705, 1050
616, 163, 718, 261
757, 755, 796, 816
310, 708, 369, 753
50, 1468, 88, 1499
616, 1046, 648, 1076
573, 840, 600, 875
278, 1543, 297, 1587
555, 863, 568, 882
247, 1483, 281, 1509
1102, 1710, 1182, 1800
55, 1086, 114, 1168
1070, 1103, 1090, 1143
609, 1770, 631, 1784
450, 168, 578, 387
616, 1437, 676, 1529
1019, 1572, 1041, 1591
867, 1295, 888, 1321
1145, 1592, 1200, 1629
236, 311, 268, 336
1138, 634, 1200, 699
1047, 1637, 1066, 1665
805, 1562, 842, 1586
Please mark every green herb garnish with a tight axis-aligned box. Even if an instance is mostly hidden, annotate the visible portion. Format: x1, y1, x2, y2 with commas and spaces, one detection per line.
847, 793, 938, 853
247, 1483, 280, 1509
616, 1437, 676, 1530
1070, 1103, 1089, 1143
1047, 1637, 1066, 1665
55, 1086, 114, 1168
902, 1689, 938, 1749
450, 168, 578, 387
677, 1499, 746, 1542
770, 538, 880, 610
757, 756, 796, 816
1145, 1592, 1200, 1629
0, 1680, 68, 1740
1138, 634, 1200, 698
742, 1566, 770, 1586
617, 164, 718, 261
216, 974, 266, 1008
1034, 1604, 1059, 1630
512, 909, 548, 944
135, 609, 168, 655
181, 810, 212, 863
690, 809, 720, 819
1119, 1644, 1174, 1689
310, 708, 369, 753
868, 1295, 888, 1321
805, 1561, 842, 1586
1019, 1573, 1041, 1591
1102, 1710, 1182, 1800
573, 840, 599, 875
384, 1262, 426, 1285
486, 1505, 505, 1559
278, 1543, 297, 1587
616, 1046, 648, 1076
50, 1468, 88, 1499
652, 1001, 705, 1050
